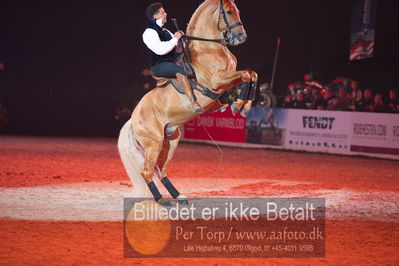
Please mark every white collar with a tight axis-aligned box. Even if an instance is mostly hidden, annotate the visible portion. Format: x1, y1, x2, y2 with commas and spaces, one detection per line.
156, 19, 164, 27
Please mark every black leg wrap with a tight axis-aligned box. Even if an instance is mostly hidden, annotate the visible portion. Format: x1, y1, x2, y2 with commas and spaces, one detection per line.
238, 82, 250, 100
147, 181, 162, 202
161, 177, 180, 199
249, 81, 257, 101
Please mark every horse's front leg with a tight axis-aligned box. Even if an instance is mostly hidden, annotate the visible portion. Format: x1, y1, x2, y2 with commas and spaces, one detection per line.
240, 71, 259, 116
213, 70, 258, 117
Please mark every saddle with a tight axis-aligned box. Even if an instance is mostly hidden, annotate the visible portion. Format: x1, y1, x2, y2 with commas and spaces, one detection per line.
152, 59, 195, 87
151, 61, 197, 96
152, 75, 185, 95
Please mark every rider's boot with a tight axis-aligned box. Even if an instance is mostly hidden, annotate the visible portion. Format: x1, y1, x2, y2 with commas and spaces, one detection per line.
176, 73, 203, 113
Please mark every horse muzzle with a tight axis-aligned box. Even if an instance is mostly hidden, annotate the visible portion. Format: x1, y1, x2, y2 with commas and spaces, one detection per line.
226, 32, 247, 46
237, 32, 247, 43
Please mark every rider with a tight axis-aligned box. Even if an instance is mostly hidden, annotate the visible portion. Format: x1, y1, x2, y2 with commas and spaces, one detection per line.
143, 2, 203, 113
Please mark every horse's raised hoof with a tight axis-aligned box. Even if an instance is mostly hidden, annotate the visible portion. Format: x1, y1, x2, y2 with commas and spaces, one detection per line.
231, 102, 239, 115
218, 104, 229, 113
209, 109, 217, 113
177, 195, 189, 205
158, 198, 171, 207
240, 108, 249, 117
209, 103, 228, 113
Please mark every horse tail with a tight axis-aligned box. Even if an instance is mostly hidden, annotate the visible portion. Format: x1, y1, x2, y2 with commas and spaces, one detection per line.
117, 119, 161, 198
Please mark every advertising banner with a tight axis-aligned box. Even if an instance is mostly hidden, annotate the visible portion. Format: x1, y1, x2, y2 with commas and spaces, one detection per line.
183, 107, 398, 160
246, 108, 289, 146
184, 108, 246, 143
350, 112, 399, 157
285, 110, 351, 154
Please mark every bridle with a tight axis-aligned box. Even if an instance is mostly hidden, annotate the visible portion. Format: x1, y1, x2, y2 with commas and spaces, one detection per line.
217, 0, 243, 44
184, 0, 243, 46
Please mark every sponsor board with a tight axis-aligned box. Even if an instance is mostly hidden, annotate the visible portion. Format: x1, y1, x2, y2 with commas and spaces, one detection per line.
350, 112, 399, 157
184, 108, 246, 143
285, 110, 351, 153
183, 107, 398, 160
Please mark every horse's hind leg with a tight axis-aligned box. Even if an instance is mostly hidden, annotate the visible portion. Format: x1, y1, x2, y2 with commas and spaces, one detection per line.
136, 134, 167, 203
157, 128, 188, 204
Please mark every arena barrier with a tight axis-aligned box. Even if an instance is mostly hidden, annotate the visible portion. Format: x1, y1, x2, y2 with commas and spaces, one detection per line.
183, 107, 399, 160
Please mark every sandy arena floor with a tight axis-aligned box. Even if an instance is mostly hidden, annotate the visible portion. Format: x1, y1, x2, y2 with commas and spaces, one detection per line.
0, 135, 398, 265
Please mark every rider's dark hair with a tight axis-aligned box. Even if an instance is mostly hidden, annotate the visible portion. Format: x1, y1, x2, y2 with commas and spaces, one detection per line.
146, 2, 163, 20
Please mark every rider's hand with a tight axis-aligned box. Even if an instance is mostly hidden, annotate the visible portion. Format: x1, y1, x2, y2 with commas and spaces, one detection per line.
174, 31, 184, 40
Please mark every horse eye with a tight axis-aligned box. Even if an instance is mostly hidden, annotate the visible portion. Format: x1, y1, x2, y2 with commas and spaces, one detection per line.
226, 10, 232, 15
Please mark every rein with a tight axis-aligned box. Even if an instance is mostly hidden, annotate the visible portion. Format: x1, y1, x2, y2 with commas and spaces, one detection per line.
183, 35, 225, 45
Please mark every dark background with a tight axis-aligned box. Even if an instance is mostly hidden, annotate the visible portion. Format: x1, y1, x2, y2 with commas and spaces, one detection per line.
0, 0, 398, 137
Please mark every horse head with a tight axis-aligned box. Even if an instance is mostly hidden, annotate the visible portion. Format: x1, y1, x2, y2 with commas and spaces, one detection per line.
215, 0, 247, 46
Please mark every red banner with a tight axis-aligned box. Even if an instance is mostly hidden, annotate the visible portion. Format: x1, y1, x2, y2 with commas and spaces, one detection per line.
184, 108, 246, 143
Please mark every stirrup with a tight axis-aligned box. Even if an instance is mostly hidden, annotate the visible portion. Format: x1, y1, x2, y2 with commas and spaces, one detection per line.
192, 101, 204, 114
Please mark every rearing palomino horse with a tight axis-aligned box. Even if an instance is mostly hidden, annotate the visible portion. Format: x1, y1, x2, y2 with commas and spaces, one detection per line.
118, 0, 258, 204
